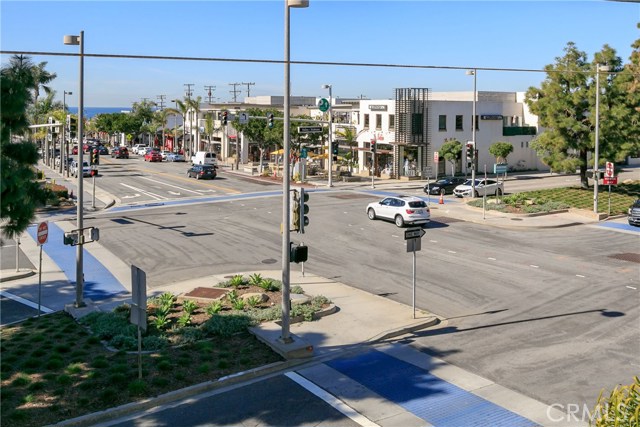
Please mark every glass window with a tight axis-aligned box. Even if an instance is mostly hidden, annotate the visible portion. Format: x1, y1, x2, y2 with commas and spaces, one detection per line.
438, 115, 446, 131
389, 114, 395, 130
376, 114, 382, 130
455, 115, 463, 131
364, 114, 369, 129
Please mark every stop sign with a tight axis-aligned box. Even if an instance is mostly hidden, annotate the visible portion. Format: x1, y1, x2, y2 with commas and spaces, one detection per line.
37, 222, 48, 246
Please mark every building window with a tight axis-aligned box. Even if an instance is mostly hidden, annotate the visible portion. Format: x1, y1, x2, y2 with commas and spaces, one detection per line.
389, 114, 395, 130
455, 115, 463, 131
376, 114, 382, 130
411, 113, 423, 136
438, 115, 446, 131
364, 114, 369, 129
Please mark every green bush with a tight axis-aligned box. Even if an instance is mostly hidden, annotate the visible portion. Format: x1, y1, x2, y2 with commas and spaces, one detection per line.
291, 285, 304, 294
182, 300, 198, 315
229, 274, 245, 289
591, 376, 639, 427
176, 327, 203, 345
142, 335, 169, 351
205, 300, 224, 315
248, 273, 263, 286
80, 311, 135, 341
202, 314, 254, 337
109, 335, 137, 351
128, 380, 147, 396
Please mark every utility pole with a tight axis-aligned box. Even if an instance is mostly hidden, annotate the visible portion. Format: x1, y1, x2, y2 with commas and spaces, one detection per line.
241, 82, 255, 97
204, 85, 216, 104
229, 82, 242, 102
156, 94, 166, 110
184, 83, 194, 100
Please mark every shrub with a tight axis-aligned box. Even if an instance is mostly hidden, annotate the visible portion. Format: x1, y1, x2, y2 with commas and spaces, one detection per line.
109, 335, 137, 351
246, 296, 261, 308
202, 314, 254, 337
128, 380, 148, 396
260, 278, 281, 292
80, 311, 135, 340
11, 374, 31, 387
177, 312, 191, 328
591, 376, 639, 427
291, 285, 304, 294
232, 299, 246, 311
205, 300, 224, 315
182, 300, 198, 315
248, 273, 263, 287
176, 327, 203, 345
142, 335, 169, 351
229, 275, 245, 289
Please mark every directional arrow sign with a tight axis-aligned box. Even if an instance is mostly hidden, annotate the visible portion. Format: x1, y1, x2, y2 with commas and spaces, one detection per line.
404, 228, 426, 240
298, 126, 322, 133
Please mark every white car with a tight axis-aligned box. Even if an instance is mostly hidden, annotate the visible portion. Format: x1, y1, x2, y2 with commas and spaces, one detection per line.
132, 144, 148, 155
366, 195, 430, 227
453, 179, 504, 198
70, 160, 92, 178
160, 150, 171, 160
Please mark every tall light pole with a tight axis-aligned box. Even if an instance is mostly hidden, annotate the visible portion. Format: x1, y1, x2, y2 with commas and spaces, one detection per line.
62, 90, 72, 176
466, 69, 477, 197
282, 0, 308, 344
322, 84, 333, 187
171, 99, 179, 153
64, 31, 85, 307
593, 63, 610, 215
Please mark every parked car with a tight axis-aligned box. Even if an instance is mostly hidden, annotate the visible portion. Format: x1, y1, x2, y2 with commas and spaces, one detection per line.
160, 150, 171, 161
132, 144, 148, 155
70, 160, 92, 178
95, 145, 109, 155
366, 195, 430, 227
424, 177, 467, 195
72, 145, 78, 155
144, 149, 163, 162
111, 146, 129, 159
453, 178, 504, 198
54, 156, 73, 168
166, 152, 186, 162
187, 164, 217, 180
628, 199, 640, 227
191, 151, 217, 166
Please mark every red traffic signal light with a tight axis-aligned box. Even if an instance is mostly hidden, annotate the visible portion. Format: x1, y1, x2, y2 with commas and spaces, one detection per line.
371, 140, 376, 153
222, 111, 228, 125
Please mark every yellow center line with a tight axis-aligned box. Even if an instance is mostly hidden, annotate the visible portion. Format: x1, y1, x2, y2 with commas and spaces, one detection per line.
99, 158, 241, 194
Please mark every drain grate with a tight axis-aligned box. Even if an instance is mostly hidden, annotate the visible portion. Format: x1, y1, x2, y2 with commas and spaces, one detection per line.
184, 287, 227, 299
608, 253, 640, 264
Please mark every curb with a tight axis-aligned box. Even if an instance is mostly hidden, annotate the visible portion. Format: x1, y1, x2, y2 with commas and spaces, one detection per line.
0, 270, 36, 283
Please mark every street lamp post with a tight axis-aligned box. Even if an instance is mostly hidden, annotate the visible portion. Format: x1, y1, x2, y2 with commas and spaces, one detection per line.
281, 0, 308, 344
62, 90, 72, 176
322, 84, 333, 187
593, 63, 610, 215
466, 69, 477, 197
64, 31, 85, 307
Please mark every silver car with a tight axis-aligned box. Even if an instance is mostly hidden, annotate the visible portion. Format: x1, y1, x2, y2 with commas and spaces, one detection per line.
453, 179, 504, 198
366, 195, 430, 227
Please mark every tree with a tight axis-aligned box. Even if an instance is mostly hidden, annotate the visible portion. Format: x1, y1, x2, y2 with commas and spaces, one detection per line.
1, 55, 50, 239
186, 96, 202, 152
166, 99, 188, 154
30, 60, 57, 104
488, 141, 514, 163
525, 40, 634, 189
439, 138, 462, 177
335, 126, 358, 172
232, 108, 281, 172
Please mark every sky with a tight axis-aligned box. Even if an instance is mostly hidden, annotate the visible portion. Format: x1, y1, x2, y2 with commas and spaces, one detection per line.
1, 0, 638, 108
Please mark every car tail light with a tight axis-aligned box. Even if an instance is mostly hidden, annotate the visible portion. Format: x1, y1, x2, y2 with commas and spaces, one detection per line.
406, 209, 415, 214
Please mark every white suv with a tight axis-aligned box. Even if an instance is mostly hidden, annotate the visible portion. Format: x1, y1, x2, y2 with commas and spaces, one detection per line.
366, 195, 430, 227
132, 144, 148, 155
453, 179, 504, 198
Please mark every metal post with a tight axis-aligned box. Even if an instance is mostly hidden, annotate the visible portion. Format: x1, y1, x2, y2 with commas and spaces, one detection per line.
371, 152, 375, 189
327, 85, 333, 187
471, 70, 477, 198
412, 249, 416, 319
483, 164, 487, 220
594, 64, 606, 215
281, 0, 293, 344
15, 236, 19, 272
92, 174, 96, 209
65, 31, 85, 307
38, 245, 43, 317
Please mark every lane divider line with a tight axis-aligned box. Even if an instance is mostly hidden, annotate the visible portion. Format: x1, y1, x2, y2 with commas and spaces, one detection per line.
0, 290, 54, 313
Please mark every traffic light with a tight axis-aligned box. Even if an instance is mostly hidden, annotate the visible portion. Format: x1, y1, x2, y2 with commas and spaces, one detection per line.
91, 149, 99, 166
466, 142, 474, 162
268, 113, 274, 128
299, 187, 309, 233
222, 111, 228, 126
370, 140, 376, 153
291, 189, 301, 232
63, 231, 79, 246
69, 116, 77, 138
332, 142, 338, 155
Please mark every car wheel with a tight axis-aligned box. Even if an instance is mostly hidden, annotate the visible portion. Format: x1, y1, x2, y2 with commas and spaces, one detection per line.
395, 215, 405, 227
367, 208, 376, 220
495, 188, 503, 196
475, 191, 480, 198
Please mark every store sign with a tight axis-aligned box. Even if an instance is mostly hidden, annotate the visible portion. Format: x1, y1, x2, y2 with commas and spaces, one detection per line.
481, 115, 503, 120
369, 105, 388, 111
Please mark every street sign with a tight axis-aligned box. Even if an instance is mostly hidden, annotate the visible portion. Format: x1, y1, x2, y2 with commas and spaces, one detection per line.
318, 98, 330, 112
301, 148, 308, 158
239, 112, 248, 124
434, 151, 439, 163
407, 238, 422, 252
298, 126, 322, 133
130, 265, 147, 331
603, 176, 618, 185
605, 161, 614, 178
404, 228, 426, 240
494, 163, 508, 174
37, 222, 48, 246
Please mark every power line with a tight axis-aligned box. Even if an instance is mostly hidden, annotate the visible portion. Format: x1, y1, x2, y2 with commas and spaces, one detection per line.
229, 82, 242, 102
241, 82, 255, 97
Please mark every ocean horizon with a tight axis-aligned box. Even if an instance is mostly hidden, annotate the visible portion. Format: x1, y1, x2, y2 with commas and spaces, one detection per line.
67, 107, 131, 119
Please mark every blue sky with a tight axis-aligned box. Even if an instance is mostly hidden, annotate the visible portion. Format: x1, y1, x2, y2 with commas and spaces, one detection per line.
1, 1, 638, 108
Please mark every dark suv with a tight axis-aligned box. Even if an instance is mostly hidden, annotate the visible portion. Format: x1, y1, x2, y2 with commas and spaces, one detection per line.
628, 199, 640, 227
187, 164, 217, 180
111, 146, 129, 159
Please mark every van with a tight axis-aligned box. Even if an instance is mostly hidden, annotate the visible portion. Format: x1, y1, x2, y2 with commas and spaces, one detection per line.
191, 151, 217, 166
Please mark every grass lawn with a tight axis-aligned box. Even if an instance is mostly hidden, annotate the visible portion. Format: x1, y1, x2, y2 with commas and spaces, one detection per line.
469, 181, 640, 215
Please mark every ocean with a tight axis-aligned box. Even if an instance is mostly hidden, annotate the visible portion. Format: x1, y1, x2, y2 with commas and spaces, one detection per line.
66, 107, 131, 119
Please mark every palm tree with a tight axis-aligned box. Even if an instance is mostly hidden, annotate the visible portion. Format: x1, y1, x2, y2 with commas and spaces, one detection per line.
166, 99, 188, 155
31, 61, 57, 104
186, 96, 202, 152
153, 109, 171, 149
335, 126, 357, 172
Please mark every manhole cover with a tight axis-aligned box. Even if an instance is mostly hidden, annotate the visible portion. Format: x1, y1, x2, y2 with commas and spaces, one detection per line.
608, 253, 640, 264
184, 287, 227, 299
262, 258, 278, 264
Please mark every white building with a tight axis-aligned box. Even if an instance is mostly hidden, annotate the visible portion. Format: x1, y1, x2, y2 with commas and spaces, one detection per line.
186, 89, 546, 178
